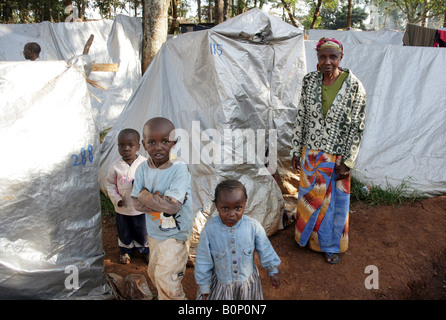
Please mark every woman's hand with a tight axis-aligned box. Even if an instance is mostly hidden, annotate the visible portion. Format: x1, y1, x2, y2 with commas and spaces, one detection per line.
335, 163, 350, 181
292, 156, 301, 172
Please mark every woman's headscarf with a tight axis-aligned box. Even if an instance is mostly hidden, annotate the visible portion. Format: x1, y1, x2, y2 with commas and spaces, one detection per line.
316, 37, 343, 54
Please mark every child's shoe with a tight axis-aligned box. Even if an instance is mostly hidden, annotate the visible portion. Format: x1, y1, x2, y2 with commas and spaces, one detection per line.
120, 253, 130, 264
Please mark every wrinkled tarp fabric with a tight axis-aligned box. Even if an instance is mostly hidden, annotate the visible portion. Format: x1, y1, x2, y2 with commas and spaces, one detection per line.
0, 60, 111, 299
99, 9, 307, 261
0, 15, 142, 130
307, 28, 404, 45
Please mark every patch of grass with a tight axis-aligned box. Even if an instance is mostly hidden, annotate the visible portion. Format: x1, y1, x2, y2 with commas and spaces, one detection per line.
100, 191, 115, 223
351, 176, 426, 206
100, 127, 112, 143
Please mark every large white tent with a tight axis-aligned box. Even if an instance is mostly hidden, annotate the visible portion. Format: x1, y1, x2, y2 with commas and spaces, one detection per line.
0, 15, 142, 131
0, 58, 111, 299
307, 28, 404, 45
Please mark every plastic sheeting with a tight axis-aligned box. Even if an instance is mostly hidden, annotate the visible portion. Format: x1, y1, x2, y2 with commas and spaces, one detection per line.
305, 40, 446, 195
0, 15, 142, 130
0, 59, 111, 299
98, 9, 307, 261
307, 28, 404, 45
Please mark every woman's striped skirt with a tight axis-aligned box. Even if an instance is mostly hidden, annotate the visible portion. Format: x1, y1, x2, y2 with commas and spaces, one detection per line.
294, 147, 350, 254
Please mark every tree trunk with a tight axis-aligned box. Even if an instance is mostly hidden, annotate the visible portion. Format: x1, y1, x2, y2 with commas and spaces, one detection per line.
197, 0, 201, 23
443, 7, 446, 27
169, 0, 179, 34
310, 0, 322, 29
223, 0, 229, 21
281, 0, 299, 28
216, 0, 223, 24
142, 0, 169, 74
346, 0, 352, 28
209, 0, 212, 22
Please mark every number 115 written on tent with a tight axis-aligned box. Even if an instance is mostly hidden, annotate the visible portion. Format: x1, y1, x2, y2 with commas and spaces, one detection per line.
210, 42, 223, 56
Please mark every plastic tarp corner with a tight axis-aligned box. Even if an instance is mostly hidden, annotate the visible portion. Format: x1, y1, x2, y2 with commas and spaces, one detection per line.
0, 58, 112, 299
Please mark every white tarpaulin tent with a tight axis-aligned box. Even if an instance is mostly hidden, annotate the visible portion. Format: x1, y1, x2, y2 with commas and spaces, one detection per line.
0, 58, 111, 299
307, 28, 404, 45
305, 41, 446, 195
0, 15, 142, 131
98, 8, 307, 260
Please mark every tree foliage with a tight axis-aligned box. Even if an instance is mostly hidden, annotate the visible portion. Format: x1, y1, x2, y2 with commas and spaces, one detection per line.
320, 4, 368, 30
2, 0, 446, 29
382, 0, 446, 24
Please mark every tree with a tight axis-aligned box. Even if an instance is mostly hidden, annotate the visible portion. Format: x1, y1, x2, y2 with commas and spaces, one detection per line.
320, 4, 368, 29
93, 0, 126, 19
216, 0, 224, 23
383, 0, 446, 24
0, 0, 70, 23
299, 0, 337, 29
310, 0, 322, 29
280, 0, 300, 28
142, 0, 169, 73
346, 0, 352, 28
169, 0, 180, 33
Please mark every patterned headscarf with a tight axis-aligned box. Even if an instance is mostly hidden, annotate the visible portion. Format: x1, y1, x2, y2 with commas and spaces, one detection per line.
316, 37, 343, 54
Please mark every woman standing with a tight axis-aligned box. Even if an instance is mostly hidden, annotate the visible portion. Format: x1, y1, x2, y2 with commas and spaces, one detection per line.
291, 38, 366, 264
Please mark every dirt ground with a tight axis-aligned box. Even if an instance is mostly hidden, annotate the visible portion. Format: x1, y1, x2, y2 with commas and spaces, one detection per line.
102, 196, 446, 300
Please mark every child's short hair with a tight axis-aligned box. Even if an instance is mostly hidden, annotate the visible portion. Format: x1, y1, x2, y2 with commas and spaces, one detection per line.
118, 128, 140, 141
213, 179, 248, 202
25, 42, 41, 54
143, 117, 175, 135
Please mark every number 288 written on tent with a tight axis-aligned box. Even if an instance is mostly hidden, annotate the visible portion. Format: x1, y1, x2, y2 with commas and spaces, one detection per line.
210, 42, 223, 56
71, 145, 94, 166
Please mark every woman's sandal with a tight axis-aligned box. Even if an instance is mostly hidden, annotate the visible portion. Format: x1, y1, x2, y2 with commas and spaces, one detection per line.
324, 252, 340, 264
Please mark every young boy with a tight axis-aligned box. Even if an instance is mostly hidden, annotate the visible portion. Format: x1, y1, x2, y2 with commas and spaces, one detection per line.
131, 117, 193, 300
104, 128, 150, 264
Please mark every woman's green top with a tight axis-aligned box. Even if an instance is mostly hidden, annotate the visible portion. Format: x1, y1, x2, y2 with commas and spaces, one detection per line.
321, 71, 348, 117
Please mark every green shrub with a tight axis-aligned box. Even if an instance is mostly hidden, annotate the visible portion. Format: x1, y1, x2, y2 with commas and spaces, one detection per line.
350, 176, 425, 206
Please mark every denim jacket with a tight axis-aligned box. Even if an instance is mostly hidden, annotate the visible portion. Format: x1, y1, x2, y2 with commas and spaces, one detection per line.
194, 215, 281, 294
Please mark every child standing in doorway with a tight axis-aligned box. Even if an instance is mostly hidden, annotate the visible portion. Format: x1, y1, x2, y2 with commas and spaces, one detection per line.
195, 180, 281, 300
131, 117, 193, 300
104, 128, 150, 265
